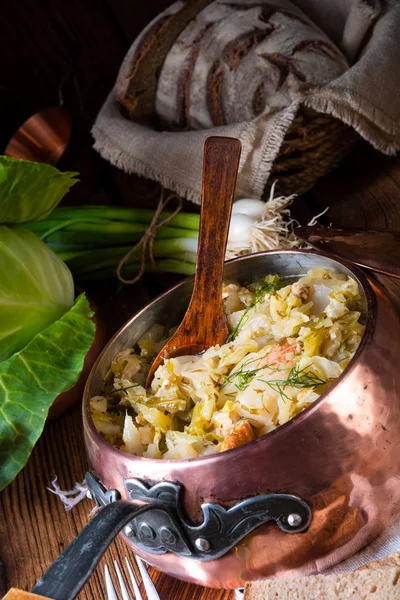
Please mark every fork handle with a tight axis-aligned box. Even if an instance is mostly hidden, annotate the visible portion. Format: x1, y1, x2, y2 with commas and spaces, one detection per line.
30, 501, 155, 600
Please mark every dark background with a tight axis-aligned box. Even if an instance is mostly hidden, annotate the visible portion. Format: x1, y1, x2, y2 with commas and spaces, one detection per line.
1, 0, 172, 131
1, 0, 174, 208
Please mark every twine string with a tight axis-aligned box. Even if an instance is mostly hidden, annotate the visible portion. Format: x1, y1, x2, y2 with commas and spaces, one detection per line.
117, 190, 183, 285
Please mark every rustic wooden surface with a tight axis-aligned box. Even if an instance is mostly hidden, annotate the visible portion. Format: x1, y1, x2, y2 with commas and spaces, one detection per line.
1, 1, 400, 599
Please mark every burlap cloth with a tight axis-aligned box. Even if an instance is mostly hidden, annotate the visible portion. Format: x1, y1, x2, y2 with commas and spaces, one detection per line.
92, 0, 400, 205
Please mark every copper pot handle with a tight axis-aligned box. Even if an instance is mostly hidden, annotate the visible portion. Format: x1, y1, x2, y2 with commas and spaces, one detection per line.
31, 499, 156, 600
30, 472, 312, 600
87, 472, 312, 560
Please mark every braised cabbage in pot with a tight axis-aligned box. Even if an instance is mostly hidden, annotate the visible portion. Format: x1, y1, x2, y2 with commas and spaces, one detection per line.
91, 268, 365, 459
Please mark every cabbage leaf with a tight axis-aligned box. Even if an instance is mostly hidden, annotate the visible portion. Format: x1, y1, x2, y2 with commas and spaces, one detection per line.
0, 156, 78, 223
0, 225, 75, 361
0, 294, 95, 491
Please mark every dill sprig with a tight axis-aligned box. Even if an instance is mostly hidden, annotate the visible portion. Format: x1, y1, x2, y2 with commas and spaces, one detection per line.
221, 360, 326, 402
220, 357, 267, 390
258, 365, 326, 402
111, 383, 142, 394
227, 280, 283, 342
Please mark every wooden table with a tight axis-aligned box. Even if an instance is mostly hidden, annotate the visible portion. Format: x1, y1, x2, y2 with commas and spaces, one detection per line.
1, 141, 400, 600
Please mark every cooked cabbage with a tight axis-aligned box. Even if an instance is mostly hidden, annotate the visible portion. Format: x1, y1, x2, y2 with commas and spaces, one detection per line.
91, 269, 365, 459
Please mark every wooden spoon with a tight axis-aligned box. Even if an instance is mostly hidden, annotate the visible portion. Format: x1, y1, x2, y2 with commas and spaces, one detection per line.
145, 136, 241, 387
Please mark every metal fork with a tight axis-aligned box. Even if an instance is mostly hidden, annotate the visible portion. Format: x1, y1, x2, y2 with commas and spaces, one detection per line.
105, 556, 160, 600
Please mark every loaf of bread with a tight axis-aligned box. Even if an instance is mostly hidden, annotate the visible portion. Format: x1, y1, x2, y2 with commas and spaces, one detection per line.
244, 553, 400, 599
115, 0, 348, 130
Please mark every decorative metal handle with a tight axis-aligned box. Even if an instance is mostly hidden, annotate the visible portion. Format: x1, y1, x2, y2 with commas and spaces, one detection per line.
86, 472, 312, 561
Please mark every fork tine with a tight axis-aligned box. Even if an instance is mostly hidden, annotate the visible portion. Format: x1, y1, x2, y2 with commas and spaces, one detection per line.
125, 557, 144, 600
134, 556, 160, 600
114, 560, 131, 600
104, 565, 118, 600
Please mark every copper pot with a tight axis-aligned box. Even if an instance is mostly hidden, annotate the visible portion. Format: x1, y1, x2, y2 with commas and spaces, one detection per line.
82, 250, 400, 589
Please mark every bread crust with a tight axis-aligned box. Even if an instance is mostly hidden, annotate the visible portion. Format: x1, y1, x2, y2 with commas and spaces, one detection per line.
244, 553, 400, 599
115, 0, 213, 120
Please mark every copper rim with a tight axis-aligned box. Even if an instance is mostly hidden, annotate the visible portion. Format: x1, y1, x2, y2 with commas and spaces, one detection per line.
83, 248, 376, 465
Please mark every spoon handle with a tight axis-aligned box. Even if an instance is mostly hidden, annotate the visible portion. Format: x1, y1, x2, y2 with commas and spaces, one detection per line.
145, 137, 242, 384
183, 136, 241, 341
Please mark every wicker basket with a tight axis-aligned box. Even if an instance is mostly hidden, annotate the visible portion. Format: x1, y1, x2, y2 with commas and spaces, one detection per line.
266, 107, 360, 198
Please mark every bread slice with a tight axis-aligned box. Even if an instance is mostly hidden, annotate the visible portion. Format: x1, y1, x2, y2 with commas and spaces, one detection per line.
115, 0, 213, 121
244, 553, 400, 599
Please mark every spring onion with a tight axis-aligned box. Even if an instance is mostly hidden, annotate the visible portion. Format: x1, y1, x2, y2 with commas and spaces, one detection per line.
228, 212, 258, 244
231, 198, 267, 218
23, 181, 300, 281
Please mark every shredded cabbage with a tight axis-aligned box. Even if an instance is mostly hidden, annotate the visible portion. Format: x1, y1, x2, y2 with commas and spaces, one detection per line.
91, 268, 365, 459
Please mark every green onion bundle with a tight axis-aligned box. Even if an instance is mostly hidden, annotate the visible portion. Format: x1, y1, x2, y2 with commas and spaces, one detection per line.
25, 206, 200, 280
25, 191, 300, 281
